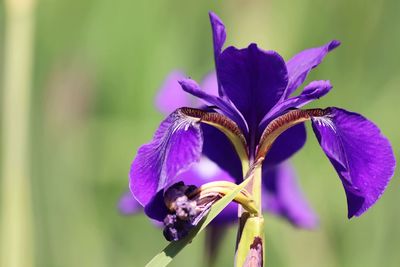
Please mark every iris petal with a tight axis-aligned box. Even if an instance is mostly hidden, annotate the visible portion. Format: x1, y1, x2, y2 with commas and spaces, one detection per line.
284, 40, 340, 98
218, 44, 288, 130
209, 12, 226, 61
209, 12, 227, 97
280, 80, 332, 111
262, 162, 318, 229
130, 109, 203, 206
311, 107, 396, 218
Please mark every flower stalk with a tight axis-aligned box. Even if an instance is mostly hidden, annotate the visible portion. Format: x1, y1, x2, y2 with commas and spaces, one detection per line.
236, 215, 265, 267
236, 159, 265, 267
1, 0, 36, 267
234, 109, 329, 266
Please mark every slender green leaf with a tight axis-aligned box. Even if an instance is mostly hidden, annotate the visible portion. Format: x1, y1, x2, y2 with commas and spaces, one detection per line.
145, 177, 253, 267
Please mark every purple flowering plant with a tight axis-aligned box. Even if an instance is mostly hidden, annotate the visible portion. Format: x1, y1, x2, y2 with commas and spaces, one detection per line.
124, 12, 396, 266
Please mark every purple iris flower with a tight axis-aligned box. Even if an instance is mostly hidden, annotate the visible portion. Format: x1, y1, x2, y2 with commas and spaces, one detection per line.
120, 71, 317, 228
127, 12, 395, 241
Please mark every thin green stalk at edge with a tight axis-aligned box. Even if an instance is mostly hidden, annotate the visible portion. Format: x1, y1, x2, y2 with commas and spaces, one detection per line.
235, 161, 265, 266
145, 175, 255, 267
1, 1, 36, 267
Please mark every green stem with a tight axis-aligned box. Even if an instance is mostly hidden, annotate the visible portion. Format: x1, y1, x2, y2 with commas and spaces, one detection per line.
251, 163, 262, 213
1, 1, 36, 267
235, 214, 265, 266
235, 161, 265, 267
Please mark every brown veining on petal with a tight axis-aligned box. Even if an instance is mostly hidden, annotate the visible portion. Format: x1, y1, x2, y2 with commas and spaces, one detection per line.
256, 108, 329, 160
180, 107, 249, 160
179, 107, 245, 141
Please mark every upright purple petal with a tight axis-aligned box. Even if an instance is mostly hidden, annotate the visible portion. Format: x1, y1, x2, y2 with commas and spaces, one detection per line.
118, 191, 142, 215
130, 109, 203, 206
218, 44, 288, 132
209, 12, 226, 62
284, 40, 340, 98
263, 123, 307, 166
263, 162, 318, 229
311, 107, 396, 218
156, 71, 190, 113
209, 12, 227, 97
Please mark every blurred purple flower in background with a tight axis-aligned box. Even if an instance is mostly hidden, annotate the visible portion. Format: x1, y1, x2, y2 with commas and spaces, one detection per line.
124, 12, 395, 241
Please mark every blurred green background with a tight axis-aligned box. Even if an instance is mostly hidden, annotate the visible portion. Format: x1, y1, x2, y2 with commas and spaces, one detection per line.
1, 0, 399, 266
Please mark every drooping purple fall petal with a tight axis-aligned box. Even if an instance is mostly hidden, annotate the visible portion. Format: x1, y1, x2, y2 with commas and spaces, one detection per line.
284, 40, 340, 98
311, 107, 396, 218
130, 109, 203, 206
263, 162, 318, 229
